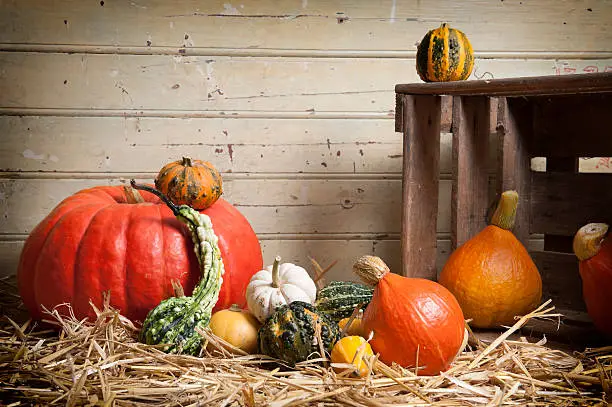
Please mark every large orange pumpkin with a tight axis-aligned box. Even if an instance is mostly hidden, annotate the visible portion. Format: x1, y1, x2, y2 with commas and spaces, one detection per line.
573, 223, 612, 337
353, 255, 465, 376
438, 191, 542, 328
17, 184, 262, 323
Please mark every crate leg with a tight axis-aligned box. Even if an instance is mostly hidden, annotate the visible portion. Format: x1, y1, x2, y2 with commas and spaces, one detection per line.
497, 97, 532, 245
399, 94, 441, 279
451, 96, 491, 250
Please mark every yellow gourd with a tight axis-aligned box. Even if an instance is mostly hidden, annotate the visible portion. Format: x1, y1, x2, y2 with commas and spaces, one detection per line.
338, 315, 364, 337
330, 336, 373, 378
209, 305, 261, 354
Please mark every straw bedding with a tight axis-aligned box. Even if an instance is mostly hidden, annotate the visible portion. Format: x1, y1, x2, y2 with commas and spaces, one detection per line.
1, 276, 610, 406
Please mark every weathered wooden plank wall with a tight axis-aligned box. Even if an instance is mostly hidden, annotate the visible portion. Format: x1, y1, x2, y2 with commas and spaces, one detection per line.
1, 0, 611, 282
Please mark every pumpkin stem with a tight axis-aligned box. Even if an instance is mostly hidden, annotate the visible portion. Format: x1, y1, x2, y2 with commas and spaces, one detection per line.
229, 304, 243, 312
490, 190, 518, 230
182, 157, 193, 167
271, 255, 281, 288
573, 223, 609, 261
123, 185, 145, 204
130, 180, 181, 217
353, 255, 390, 287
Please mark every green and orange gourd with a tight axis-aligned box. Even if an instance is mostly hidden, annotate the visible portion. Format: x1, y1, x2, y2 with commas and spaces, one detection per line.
416, 23, 474, 82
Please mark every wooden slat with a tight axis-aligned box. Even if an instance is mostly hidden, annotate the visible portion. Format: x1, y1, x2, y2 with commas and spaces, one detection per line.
497, 98, 533, 245
396, 72, 612, 97
1, 53, 611, 111
530, 172, 612, 236
399, 94, 441, 279
0, 116, 456, 175
0, 178, 453, 236
451, 96, 491, 249
1, 0, 611, 53
531, 94, 612, 157
531, 251, 584, 313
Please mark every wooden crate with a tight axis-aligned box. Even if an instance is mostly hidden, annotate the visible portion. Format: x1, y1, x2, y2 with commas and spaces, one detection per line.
395, 72, 612, 346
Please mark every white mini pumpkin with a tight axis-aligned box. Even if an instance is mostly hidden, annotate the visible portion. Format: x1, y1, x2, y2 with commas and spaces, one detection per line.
246, 255, 317, 323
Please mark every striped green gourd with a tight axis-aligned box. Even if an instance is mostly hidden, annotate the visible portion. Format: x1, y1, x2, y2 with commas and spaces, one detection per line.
416, 23, 474, 82
315, 281, 374, 322
131, 180, 224, 356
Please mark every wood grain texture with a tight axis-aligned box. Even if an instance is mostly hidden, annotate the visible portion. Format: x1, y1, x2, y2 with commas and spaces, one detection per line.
1, 53, 611, 112
496, 97, 533, 246
0, 177, 452, 236
1, 0, 611, 53
399, 94, 441, 279
531, 251, 584, 313
451, 96, 491, 249
531, 93, 612, 157
0, 116, 456, 175
530, 172, 612, 236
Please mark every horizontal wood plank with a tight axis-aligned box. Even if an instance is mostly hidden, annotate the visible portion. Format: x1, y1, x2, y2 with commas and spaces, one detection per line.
531, 250, 584, 312
0, 116, 455, 174
530, 172, 612, 236
531, 93, 612, 157
1, 0, 611, 53
0, 178, 450, 236
1, 53, 611, 111
396, 72, 612, 97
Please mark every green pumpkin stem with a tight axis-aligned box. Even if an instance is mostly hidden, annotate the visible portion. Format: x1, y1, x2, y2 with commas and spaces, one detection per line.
490, 190, 519, 230
573, 223, 609, 261
271, 255, 281, 288
130, 180, 181, 217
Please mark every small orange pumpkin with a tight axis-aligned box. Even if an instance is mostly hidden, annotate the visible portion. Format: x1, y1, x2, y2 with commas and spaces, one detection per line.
573, 223, 612, 337
330, 336, 374, 378
155, 157, 223, 210
438, 190, 542, 328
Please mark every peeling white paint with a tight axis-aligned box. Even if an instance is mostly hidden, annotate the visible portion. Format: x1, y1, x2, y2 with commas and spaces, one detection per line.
23, 149, 45, 160
390, 0, 397, 23
223, 3, 241, 15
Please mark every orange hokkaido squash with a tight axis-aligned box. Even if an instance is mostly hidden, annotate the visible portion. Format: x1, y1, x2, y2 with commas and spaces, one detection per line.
353, 256, 465, 376
155, 157, 223, 210
438, 190, 542, 328
573, 223, 612, 337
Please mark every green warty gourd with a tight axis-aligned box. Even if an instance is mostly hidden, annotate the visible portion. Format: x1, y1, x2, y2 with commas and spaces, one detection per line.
130, 180, 225, 356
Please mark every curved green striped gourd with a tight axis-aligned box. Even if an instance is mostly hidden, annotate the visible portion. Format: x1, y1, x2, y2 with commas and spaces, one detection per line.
416, 23, 474, 82
315, 281, 373, 322
258, 301, 340, 365
132, 181, 224, 356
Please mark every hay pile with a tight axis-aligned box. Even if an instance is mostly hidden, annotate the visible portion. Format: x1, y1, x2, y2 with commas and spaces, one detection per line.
1, 283, 611, 406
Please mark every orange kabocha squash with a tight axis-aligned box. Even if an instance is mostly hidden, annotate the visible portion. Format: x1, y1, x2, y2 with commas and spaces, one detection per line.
155, 157, 223, 210
573, 223, 612, 337
353, 256, 465, 376
439, 191, 542, 328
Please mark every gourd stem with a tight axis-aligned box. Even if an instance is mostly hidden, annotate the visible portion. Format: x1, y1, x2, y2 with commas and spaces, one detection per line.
271, 255, 281, 288
229, 304, 242, 312
182, 157, 192, 167
353, 255, 389, 287
573, 223, 609, 261
490, 190, 518, 230
130, 180, 181, 217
